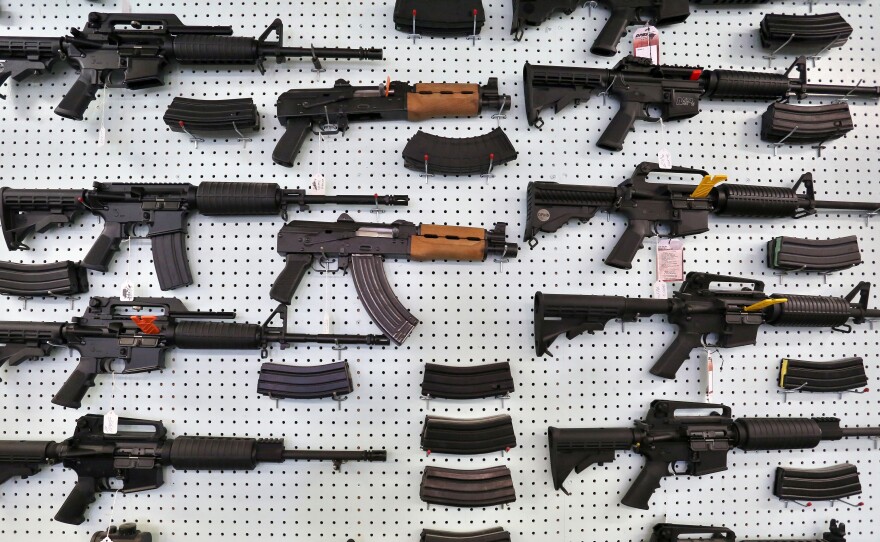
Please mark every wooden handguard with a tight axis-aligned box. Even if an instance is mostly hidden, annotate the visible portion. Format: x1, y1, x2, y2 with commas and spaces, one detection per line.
411, 224, 488, 261
407, 84, 481, 121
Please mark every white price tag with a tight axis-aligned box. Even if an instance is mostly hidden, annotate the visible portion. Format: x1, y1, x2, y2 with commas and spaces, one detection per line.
633, 26, 660, 64
120, 281, 135, 302
705, 349, 715, 402
121, 0, 132, 12
97, 126, 107, 147
658, 148, 673, 170
309, 173, 327, 195
652, 280, 668, 299
103, 410, 119, 434
322, 312, 332, 334
656, 238, 684, 282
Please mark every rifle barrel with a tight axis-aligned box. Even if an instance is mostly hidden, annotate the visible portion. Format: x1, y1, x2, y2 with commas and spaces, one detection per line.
283, 449, 387, 461
273, 46, 383, 60
841, 427, 880, 438
801, 83, 880, 98
290, 194, 410, 206
813, 199, 880, 212
264, 330, 391, 346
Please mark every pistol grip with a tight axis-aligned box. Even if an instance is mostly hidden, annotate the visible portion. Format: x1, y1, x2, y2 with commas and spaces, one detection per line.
604, 219, 653, 269
597, 100, 643, 151
52, 357, 99, 409
54, 476, 97, 525
55, 70, 102, 120
81, 222, 125, 273
650, 330, 704, 379
621, 459, 669, 510
272, 117, 313, 168
591, 8, 637, 56
270, 253, 314, 304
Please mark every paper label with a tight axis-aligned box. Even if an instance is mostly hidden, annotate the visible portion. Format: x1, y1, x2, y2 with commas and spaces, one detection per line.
633, 26, 660, 65
656, 239, 684, 282
705, 349, 715, 402
652, 280, 668, 299
309, 173, 327, 195
658, 148, 673, 170
103, 410, 119, 434
97, 127, 107, 147
121, 281, 135, 302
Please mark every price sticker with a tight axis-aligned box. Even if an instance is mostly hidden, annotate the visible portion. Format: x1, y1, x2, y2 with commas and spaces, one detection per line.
658, 148, 673, 170
121, 281, 134, 302
633, 26, 660, 65
652, 280, 668, 299
310, 172, 327, 195
103, 410, 119, 434
705, 349, 715, 402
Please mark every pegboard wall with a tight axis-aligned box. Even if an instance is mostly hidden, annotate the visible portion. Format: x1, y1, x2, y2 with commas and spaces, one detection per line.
0, 0, 879, 541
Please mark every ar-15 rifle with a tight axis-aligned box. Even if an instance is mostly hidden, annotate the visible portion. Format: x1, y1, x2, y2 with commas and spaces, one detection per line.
0, 182, 408, 290
273, 78, 510, 167
650, 521, 846, 542
0, 296, 388, 408
0, 13, 382, 119
0, 414, 386, 524
524, 55, 879, 151
549, 400, 880, 509
271, 214, 519, 344
535, 272, 880, 378
524, 163, 880, 269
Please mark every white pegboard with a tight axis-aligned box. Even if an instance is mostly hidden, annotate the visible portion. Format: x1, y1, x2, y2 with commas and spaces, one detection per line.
0, 1, 878, 541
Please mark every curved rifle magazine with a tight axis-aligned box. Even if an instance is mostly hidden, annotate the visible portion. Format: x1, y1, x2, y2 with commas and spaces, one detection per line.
778, 357, 868, 393
767, 236, 862, 273
421, 362, 514, 400
420, 414, 517, 454
402, 128, 517, 176
258, 361, 354, 400
421, 526, 511, 542
774, 464, 861, 502
0, 260, 89, 297
420, 465, 516, 507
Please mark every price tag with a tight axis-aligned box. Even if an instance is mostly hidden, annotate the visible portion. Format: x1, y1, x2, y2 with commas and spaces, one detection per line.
652, 280, 668, 299
121, 0, 131, 12
633, 26, 660, 65
309, 172, 327, 195
658, 148, 673, 170
103, 410, 118, 434
656, 238, 684, 282
705, 349, 715, 402
121, 281, 134, 302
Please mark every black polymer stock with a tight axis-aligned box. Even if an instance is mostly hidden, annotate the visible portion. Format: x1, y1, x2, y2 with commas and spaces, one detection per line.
0, 296, 388, 409
0, 414, 386, 524
534, 272, 880, 379
0, 182, 408, 291
0, 13, 382, 119
548, 399, 880, 509
524, 55, 880, 151
524, 163, 880, 269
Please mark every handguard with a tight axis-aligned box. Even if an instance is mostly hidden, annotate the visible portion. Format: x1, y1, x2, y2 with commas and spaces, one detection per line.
257, 361, 354, 400
774, 464, 861, 503
778, 357, 868, 393
767, 235, 862, 272
420, 414, 517, 454
402, 128, 518, 175
760, 13, 852, 52
421, 361, 514, 399
0, 260, 89, 297
164, 97, 260, 138
421, 527, 511, 542
393, 0, 486, 37
761, 102, 854, 144
420, 465, 516, 507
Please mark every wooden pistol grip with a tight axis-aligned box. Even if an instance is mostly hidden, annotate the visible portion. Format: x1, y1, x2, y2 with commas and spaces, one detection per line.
410, 236, 487, 261
407, 84, 481, 121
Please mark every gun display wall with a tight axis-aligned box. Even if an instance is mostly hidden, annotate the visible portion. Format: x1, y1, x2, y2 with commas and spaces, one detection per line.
0, 0, 878, 541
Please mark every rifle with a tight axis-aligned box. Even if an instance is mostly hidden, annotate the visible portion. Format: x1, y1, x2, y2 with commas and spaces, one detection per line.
648, 520, 846, 542
524, 55, 880, 150
272, 214, 519, 344
0, 296, 389, 408
273, 78, 510, 167
524, 163, 880, 269
549, 399, 880, 509
534, 272, 880, 378
0, 414, 386, 524
0, 13, 382, 119
0, 182, 408, 290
